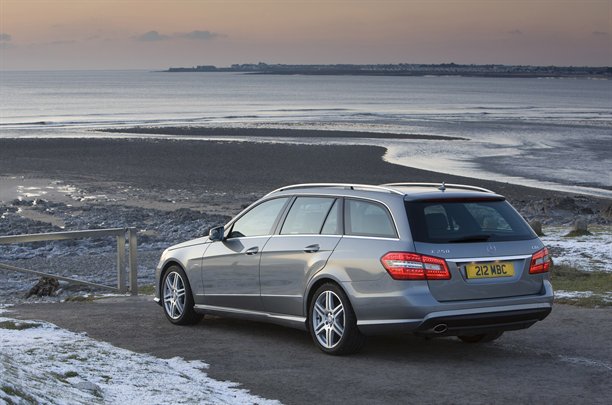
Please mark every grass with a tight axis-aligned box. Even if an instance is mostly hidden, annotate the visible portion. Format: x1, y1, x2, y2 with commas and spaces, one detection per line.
0, 321, 40, 330
138, 284, 156, 295
49, 370, 79, 384
1, 385, 37, 403
551, 264, 612, 308
563, 229, 592, 237
63, 295, 96, 302
63, 371, 79, 378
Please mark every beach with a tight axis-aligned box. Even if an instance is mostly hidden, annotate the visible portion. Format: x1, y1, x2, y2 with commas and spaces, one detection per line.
0, 134, 609, 215
0, 133, 610, 304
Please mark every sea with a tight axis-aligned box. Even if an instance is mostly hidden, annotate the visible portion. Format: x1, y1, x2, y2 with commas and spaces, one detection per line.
0, 70, 610, 198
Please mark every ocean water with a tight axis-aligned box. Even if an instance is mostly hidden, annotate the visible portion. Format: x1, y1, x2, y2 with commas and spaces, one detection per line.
0, 70, 610, 197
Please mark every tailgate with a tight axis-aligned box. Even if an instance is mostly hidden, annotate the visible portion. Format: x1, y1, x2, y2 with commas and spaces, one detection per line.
415, 240, 545, 302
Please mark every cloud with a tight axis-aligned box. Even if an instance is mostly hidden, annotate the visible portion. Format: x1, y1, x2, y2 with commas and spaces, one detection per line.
592, 30, 609, 36
507, 29, 523, 35
48, 40, 77, 46
135, 29, 223, 42
179, 30, 221, 40
0, 33, 11, 41
137, 31, 170, 41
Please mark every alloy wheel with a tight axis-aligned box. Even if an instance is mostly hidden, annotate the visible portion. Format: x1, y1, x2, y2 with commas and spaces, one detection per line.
163, 271, 186, 320
312, 290, 345, 349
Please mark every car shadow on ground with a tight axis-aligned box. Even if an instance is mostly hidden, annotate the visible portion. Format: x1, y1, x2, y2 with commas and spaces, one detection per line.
190, 314, 513, 362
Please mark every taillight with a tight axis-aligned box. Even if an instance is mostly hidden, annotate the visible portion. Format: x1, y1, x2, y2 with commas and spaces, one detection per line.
529, 247, 551, 274
381, 252, 451, 280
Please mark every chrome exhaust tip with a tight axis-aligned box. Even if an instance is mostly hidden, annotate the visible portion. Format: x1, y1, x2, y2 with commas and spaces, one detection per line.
433, 323, 448, 334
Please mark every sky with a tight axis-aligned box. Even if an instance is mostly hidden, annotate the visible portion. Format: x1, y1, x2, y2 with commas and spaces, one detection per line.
0, 0, 610, 70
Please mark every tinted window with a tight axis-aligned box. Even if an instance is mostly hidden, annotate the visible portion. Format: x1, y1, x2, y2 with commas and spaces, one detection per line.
281, 197, 335, 235
405, 199, 536, 243
229, 198, 289, 238
345, 199, 397, 238
321, 199, 341, 234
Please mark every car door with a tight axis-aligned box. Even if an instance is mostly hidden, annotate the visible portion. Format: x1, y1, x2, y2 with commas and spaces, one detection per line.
201, 197, 290, 311
260, 197, 342, 316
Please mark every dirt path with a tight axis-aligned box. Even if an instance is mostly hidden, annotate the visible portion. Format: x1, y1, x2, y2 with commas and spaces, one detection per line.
9, 298, 612, 404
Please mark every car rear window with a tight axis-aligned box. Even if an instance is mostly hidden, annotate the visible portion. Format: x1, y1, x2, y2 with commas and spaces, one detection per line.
405, 199, 536, 243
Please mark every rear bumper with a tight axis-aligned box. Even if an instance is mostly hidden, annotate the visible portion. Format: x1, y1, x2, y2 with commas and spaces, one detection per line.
352, 279, 554, 336
414, 306, 551, 337
356, 302, 552, 335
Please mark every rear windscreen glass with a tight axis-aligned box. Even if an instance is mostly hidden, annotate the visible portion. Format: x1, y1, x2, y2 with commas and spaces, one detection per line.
405, 200, 536, 243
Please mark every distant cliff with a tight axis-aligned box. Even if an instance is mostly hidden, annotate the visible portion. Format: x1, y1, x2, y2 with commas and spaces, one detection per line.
165, 63, 612, 78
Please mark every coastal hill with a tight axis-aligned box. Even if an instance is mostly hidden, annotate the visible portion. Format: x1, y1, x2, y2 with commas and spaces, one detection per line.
166, 62, 612, 78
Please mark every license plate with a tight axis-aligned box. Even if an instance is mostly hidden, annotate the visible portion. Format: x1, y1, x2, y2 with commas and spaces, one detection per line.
466, 261, 515, 279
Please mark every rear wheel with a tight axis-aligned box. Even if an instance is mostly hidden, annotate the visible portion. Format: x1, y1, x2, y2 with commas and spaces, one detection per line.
457, 331, 504, 343
309, 283, 366, 355
162, 265, 202, 325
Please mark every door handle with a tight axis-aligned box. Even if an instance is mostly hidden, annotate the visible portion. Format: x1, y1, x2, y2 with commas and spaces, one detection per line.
245, 246, 259, 255
304, 244, 320, 253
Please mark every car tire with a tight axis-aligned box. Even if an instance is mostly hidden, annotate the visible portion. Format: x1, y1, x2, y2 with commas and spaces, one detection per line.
457, 331, 504, 343
161, 265, 203, 325
309, 283, 366, 355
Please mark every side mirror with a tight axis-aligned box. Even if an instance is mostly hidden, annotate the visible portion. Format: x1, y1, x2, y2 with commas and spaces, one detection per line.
209, 226, 225, 242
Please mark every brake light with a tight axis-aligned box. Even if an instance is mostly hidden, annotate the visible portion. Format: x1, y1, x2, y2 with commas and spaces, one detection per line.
381, 252, 451, 280
529, 247, 551, 274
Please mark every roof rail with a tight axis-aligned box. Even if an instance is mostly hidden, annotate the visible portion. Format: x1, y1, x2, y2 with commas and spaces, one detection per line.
265, 183, 405, 197
381, 182, 494, 194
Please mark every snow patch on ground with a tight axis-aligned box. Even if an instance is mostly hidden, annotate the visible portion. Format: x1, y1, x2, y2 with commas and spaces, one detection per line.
554, 290, 612, 303
541, 226, 612, 272
0, 315, 280, 405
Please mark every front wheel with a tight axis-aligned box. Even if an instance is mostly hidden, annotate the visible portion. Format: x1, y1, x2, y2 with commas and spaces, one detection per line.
309, 283, 366, 355
457, 331, 504, 343
162, 265, 202, 325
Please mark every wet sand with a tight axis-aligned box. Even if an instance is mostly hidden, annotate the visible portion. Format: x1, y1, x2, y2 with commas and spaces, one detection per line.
97, 126, 468, 141
0, 136, 609, 222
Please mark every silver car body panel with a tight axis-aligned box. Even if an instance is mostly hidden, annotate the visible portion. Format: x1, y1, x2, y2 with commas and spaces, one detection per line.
260, 234, 342, 316
193, 304, 307, 330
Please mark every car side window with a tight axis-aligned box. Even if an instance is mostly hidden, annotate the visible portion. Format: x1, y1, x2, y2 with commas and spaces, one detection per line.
280, 197, 336, 235
321, 199, 341, 234
345, 199, 397, 238
229, 197, 289, 238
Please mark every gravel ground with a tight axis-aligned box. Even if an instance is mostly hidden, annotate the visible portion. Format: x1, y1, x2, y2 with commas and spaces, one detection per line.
1, 197, 229, 304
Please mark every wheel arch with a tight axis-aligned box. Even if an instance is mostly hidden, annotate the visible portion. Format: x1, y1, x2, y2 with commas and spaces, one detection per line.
158, 260, 185, 298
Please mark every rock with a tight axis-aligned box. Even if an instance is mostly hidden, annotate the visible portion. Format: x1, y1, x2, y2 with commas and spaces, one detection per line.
573, 219, 588, 232
602, 203, 612, 220
25, 277, 60, 298
555, 197, 577, 211
564, 219, 592, 237
529, 220, 544, 236
580, 207, 594, 215
74, 381, 102, 397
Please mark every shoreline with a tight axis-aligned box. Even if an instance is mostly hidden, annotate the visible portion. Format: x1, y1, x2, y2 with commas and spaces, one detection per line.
97, 126, 468, 141
95, 125, 612, 197
2, 127, 610, 199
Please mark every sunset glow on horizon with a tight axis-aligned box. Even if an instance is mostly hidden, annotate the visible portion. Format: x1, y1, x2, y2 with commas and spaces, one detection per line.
0, 0, 610, 70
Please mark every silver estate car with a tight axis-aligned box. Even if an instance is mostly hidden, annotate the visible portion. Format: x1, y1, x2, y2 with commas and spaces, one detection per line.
155, 183, 553, 355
